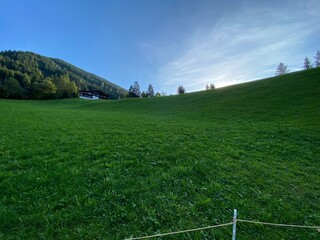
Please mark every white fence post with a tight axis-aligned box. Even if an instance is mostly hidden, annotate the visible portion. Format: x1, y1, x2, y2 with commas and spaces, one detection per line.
232, 209, 237, 240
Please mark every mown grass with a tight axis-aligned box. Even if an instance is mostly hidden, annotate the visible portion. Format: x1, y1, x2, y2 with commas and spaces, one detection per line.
0, 68, 320, 239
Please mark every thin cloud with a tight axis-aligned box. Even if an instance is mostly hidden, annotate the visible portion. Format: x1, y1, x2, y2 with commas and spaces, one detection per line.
156, 0, 320, 93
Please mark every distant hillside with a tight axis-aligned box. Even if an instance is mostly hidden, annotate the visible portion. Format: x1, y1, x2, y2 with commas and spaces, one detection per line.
0, 50, 127, 99
70, 67, 320, 128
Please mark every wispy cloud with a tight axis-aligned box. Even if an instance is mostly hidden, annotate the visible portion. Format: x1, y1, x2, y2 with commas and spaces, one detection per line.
155, 0, 320, 93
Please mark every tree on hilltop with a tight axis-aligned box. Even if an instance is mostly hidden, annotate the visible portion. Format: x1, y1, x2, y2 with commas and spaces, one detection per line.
205, 83, 215, 90
177, 85, 186, 94
303, 57, 313, 69
128, 81, 141, 97
315, 50, 320, 68
146, 84, 154, 97
275, 63, 289, 75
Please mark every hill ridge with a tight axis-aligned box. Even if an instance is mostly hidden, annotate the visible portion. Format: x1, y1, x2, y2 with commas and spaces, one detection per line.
0, 50, 128, 99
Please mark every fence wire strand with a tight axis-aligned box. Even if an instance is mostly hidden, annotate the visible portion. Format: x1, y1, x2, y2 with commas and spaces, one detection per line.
238, 219, 320, 230
125, 217, 320, 239
125, 222, 233, 240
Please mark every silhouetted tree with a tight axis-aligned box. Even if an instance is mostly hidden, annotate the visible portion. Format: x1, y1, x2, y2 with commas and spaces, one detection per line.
128, 85, 134, 97
205, 83, 215, 90
303, 57, 313, 69
177, 85, 186, 94
128, 81, 141, 97
146, 84, 154, 97
275, 63, 289, 75
314, 50, 320, 68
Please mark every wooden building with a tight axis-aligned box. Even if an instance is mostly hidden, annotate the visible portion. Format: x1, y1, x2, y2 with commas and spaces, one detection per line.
79, 90, 109, 100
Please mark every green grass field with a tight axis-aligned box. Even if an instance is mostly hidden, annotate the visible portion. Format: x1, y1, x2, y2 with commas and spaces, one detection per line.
0, 68, 320, 239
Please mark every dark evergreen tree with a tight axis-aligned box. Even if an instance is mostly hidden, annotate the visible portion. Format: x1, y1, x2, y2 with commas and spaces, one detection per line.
133, 81, 141, 97
128, 81, 141, 97
275, 63, 289, 75
146, 84, 154, 97
303, 57, 313, 69
314, 50, 320, 68
128, 85, 134, 97
205, 83, 215, 90
177, 85, 186, 94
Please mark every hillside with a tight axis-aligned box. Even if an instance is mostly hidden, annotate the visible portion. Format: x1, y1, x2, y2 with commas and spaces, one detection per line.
0, 68, 319, 239
0, 50, 127, 99
64, 67, 320, 128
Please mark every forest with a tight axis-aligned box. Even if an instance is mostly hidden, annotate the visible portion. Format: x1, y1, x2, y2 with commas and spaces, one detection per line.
0, 51, 127, 99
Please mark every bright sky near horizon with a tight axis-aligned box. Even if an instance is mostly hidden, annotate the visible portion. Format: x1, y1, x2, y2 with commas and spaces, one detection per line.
1, 0, 319, 94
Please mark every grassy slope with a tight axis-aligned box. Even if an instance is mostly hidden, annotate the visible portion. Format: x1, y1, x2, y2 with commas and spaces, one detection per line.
0, 68, 319, 239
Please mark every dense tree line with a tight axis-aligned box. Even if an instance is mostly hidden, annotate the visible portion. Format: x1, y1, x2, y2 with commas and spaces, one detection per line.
128, 82, 158, 98
0, 50, 127, 99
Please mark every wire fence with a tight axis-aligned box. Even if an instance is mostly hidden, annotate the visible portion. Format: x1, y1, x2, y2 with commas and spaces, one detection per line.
125, 222, 233, 240
237, 219, 320, 229
124, 209, 320, 240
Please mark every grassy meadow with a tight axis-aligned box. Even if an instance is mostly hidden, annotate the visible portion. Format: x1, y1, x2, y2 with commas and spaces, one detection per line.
0, 68, 320, 239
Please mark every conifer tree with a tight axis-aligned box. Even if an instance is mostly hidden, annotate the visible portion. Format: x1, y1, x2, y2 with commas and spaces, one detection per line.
177, 85, 186, 94
314, 50, 320, 68
275, 63, 289, 75
303, 57, 313, 69
128, 81, 141, 97
146, 84, 154, 97
205, 83, 215, 90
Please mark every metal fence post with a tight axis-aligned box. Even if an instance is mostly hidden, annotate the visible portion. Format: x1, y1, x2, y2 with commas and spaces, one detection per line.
232, 209, 237, 240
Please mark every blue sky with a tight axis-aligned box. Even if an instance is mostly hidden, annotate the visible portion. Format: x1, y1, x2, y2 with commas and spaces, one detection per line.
1, 0, 319, 94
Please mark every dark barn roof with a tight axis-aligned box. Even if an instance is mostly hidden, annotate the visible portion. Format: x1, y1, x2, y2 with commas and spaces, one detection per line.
79, 90, 109, 100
